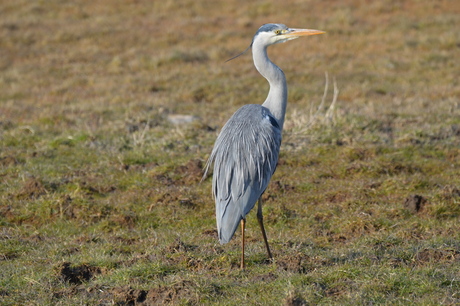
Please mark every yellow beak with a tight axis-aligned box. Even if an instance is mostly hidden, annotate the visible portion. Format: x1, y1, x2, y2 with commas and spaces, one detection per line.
284, 28, 325, 38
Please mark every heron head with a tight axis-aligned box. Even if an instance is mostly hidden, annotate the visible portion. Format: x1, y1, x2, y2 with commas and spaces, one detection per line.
253, 23, 325, 46
226, 23, 324, 62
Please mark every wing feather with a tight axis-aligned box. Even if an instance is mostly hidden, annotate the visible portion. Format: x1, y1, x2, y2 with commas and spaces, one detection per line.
204, 104, 282, 244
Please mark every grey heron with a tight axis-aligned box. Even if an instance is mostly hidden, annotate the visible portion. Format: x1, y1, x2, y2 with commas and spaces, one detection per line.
204, 23, 324, 269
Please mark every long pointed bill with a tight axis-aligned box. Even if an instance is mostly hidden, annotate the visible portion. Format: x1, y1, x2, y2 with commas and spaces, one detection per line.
283, 28, 325, 39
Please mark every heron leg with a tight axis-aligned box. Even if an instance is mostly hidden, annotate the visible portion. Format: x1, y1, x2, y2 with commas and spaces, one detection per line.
240, 218, 246, 269
257, 198, 273, 260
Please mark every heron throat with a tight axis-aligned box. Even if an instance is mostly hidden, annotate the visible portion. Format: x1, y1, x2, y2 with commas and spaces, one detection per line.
252, 44, 288, 131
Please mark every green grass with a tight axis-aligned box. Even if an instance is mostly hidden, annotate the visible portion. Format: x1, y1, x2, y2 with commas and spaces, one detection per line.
1, 0, 460, 304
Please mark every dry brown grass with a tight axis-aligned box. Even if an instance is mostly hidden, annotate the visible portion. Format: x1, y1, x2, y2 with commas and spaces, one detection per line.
1, 0, 460, 305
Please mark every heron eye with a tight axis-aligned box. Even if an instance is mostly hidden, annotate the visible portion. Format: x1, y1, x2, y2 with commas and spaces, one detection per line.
274, 30, 281, 35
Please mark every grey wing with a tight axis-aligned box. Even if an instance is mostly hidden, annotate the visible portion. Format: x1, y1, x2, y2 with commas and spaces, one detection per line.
204, 105, 282, 244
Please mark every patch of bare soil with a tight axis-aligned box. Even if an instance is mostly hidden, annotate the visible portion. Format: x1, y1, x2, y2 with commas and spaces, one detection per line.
202, 229, 218, 238
111, 211, 138, 229
0, 205, 15, 223
145, 281, 197, 305
150, 191, 179, 205
110, 281, 197, 305
404, 194, 427, 214
148, 190, 198, 211
120, 161, 158, 172
175, 159, 203, 185
16, 176, 47, 199
263, 180, 295, 202
284, 291, 307, 306
74, 178, 117, 197
165, 238, 198, 254
111, 287, 148, 305
0, 155, 18, 167
178, 198, 198, 209
271, 180, 296, 194
152, 174, 175, 186
56, 262, 102, 284
414, 248, 460, 266
276, 253, 312, 273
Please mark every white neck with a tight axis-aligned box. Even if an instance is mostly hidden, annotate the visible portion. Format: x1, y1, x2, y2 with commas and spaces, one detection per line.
252, 40, 288, 130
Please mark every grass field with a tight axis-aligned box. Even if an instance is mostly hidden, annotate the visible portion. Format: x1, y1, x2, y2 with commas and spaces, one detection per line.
1, 0, 460, 304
